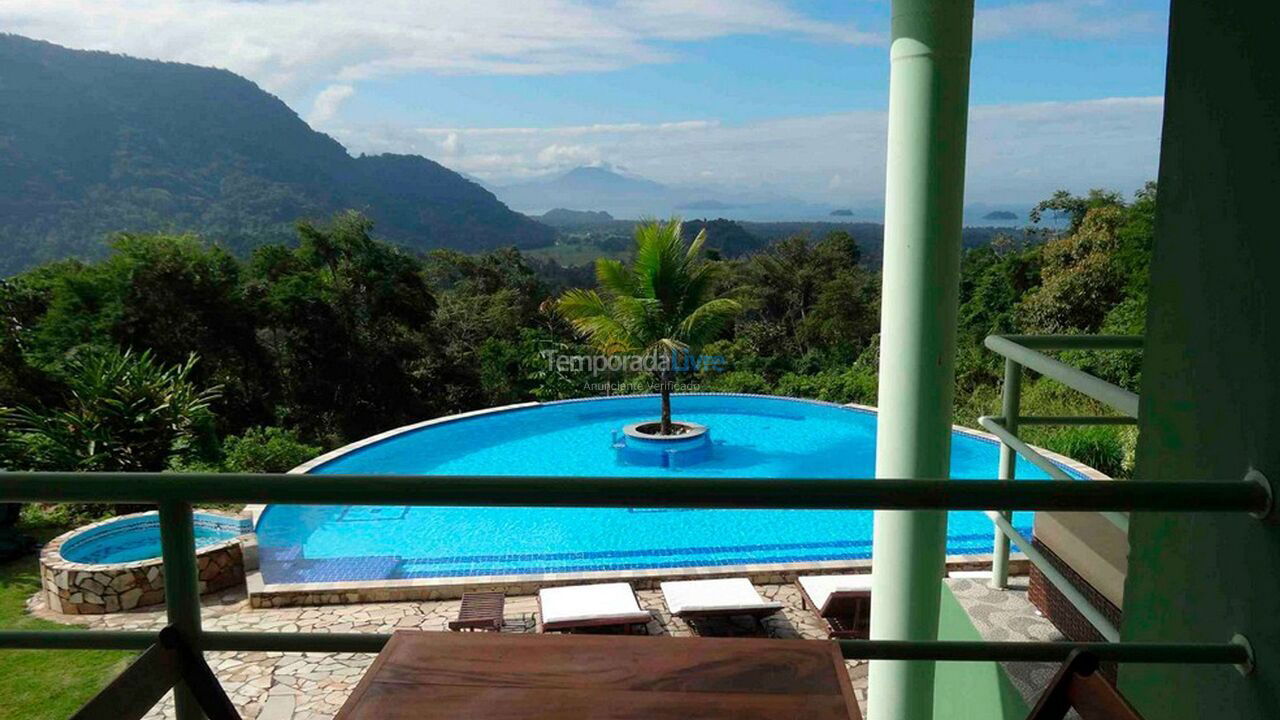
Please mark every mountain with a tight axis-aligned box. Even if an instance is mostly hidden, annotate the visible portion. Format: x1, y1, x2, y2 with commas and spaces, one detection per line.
830, 209, 854, 217
497, 166, 679, 218
983, 210, 1018, 221
0, 34, 553, 275
538, 208, 615, 227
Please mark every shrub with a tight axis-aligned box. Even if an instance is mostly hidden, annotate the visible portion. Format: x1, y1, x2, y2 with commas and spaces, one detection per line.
221, 426, 321, 474
1040, 425, 1127, 478
701, 370, 771, 395
2, 347, 221, 472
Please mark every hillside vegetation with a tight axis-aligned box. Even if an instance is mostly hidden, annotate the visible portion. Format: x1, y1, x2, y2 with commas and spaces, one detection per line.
1, 185, 1153, 525
0, 34, 553, 276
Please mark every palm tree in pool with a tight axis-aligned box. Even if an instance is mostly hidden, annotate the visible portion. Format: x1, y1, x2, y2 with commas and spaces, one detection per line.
555, 219, 742, 435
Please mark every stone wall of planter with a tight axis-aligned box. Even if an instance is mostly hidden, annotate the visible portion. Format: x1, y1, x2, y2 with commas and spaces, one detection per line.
40, 510, 250, 615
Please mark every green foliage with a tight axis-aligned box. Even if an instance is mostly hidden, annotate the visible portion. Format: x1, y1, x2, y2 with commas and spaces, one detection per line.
775, 365, 878, 406
0, 182, 1153, 487
2, 347, 220, 472
1038, 426, 1127, 479
220, 426, 321, 474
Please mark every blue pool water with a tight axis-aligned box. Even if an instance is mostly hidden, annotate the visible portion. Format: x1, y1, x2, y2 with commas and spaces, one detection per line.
256, 395, 1074, 584
62, 513, 242, 564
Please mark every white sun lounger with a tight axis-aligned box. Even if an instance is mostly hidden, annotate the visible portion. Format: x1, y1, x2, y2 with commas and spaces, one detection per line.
660, 578, 784, 621
796, 574, 873, 638
537, 582, 652, 633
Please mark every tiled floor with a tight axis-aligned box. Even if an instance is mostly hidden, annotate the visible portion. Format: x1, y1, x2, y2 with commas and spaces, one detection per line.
945, 574, 1067, 709
31, 574, 1059, 719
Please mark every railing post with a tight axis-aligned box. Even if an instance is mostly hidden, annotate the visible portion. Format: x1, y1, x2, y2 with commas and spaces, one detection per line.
868, 1, 975, 718
991, 358, 1022, 589
159, 500, 205, 720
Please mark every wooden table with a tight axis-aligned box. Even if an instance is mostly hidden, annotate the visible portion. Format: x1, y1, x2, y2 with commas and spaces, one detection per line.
335, 630, 862, 719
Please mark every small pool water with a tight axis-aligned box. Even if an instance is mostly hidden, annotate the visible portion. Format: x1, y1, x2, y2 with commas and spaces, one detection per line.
61, 513, 243, 565
256, 395, 1082, 584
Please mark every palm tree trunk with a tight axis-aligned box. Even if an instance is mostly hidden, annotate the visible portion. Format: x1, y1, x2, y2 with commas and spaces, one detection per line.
660, 369, 672, 434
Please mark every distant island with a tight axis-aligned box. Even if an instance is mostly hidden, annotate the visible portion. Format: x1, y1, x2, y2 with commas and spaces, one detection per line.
830, 209, 854, 217
983, 210, 1018, 220
538, 208, 615, 227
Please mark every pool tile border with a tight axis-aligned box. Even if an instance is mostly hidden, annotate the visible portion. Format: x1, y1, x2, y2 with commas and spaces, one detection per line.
247, 553, 1031, 607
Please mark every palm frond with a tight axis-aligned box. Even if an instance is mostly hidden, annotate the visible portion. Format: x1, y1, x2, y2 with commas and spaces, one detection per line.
595, 258, 633, 296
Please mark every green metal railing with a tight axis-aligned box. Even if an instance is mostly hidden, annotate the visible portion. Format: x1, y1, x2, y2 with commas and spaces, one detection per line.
981, 334, 1143, 642
1, 378, 1271, 718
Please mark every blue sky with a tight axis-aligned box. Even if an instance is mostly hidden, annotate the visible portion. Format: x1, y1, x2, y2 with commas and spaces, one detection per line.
2, 0, 1170, 207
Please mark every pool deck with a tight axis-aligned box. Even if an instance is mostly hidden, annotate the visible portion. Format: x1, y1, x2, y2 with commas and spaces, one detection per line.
28, 572, 1060, 720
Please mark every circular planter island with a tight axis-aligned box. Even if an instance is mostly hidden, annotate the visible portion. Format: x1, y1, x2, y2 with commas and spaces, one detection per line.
616, 420, 713, 467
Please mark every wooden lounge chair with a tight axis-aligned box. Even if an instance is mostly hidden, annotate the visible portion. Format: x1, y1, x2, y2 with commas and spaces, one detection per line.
449, 591, 505, 632
660, 578, 784, 628
537, 582, 652, 634
1026, 649, 1145, 719
797, 574, 873, 639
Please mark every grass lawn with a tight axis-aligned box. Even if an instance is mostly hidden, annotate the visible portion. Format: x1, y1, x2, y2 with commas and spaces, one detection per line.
0, 533, 134, 720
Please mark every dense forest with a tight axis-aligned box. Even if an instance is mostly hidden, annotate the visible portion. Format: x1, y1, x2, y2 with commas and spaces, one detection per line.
0, 184, 1154, 527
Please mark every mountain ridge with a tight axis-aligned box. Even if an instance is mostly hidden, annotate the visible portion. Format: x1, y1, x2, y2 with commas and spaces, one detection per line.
0, 34, 553, 274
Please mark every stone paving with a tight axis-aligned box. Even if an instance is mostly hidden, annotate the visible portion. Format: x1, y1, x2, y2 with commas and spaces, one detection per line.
29, 572, 1065, 719
31, 582, 870, 719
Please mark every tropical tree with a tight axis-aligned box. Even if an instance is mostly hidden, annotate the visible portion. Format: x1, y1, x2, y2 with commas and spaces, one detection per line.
554, 219, 742, 434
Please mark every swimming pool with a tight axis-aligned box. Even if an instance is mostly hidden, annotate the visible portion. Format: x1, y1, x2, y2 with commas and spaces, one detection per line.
255, 395, 1088, 585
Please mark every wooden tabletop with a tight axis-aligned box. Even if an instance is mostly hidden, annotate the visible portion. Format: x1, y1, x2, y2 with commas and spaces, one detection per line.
335, 630, 862, 719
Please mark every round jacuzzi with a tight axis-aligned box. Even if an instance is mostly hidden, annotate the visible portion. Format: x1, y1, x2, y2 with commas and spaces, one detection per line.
41, 510, 250, 615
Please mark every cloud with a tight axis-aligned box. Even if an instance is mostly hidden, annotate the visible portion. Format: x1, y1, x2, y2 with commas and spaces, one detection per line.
536, 144, 603, 167
333, 97, 1163, 205
308, 84, 355, 125
976, 1, 1164, 41
0, 0, 878, 103
439, 132, 464, 157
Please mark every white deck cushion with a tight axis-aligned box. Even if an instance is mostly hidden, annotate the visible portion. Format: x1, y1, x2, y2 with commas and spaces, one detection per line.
538, 582, 649, 625
659, 578, 783, 615
797, 574, 873, 611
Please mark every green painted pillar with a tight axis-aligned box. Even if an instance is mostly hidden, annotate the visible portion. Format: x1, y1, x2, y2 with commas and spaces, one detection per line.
159, 500, 205, 720
869, 1, 974, 719
990, 358, 1022, 589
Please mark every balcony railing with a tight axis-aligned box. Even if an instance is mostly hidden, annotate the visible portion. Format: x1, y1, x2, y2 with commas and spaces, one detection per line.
0, 336, 1271, 719
980, 334, 1142, 642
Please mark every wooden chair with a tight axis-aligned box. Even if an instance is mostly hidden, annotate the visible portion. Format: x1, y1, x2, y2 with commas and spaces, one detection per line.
72, 625, 240, 720
449, 591, 505, 632
1026, 650, 1145, 720
797, 574, 873, 639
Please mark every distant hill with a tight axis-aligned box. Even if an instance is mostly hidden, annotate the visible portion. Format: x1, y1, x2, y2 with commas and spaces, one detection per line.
0, 34, 553, 275
830, 209, 854, 217
538, 208, 615, 227
983, 210, 1018, 221
681, 219, 766, 258
497, 166, 678, 217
